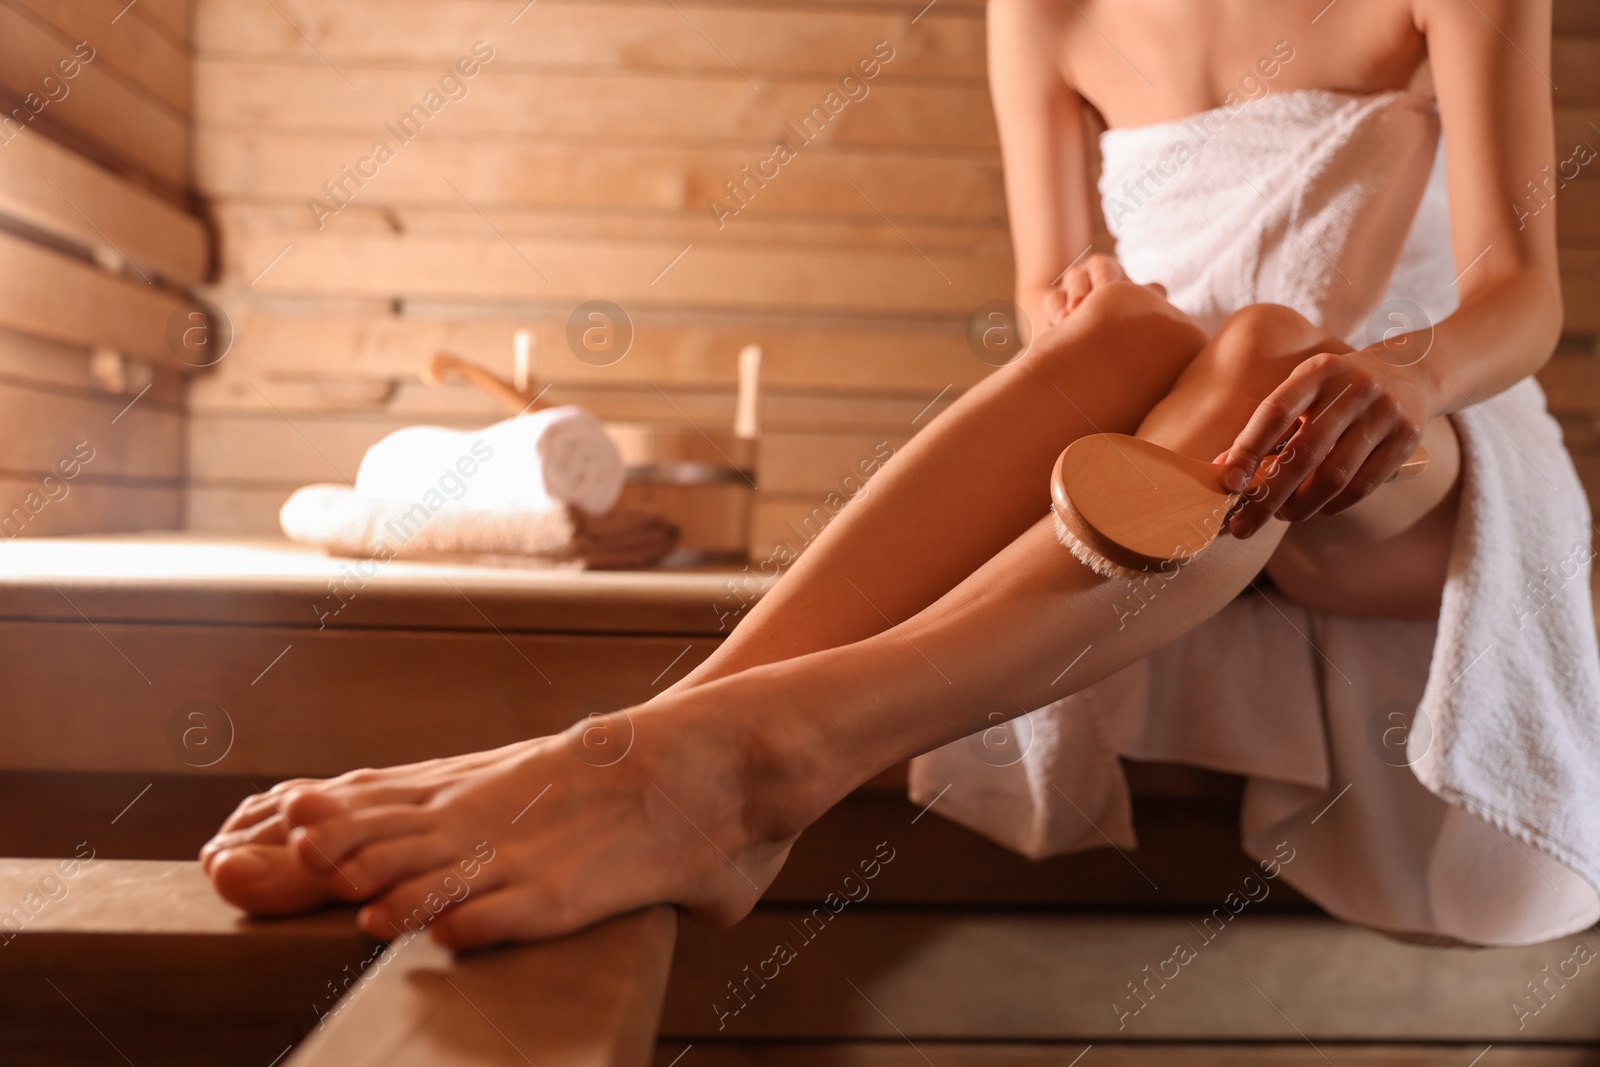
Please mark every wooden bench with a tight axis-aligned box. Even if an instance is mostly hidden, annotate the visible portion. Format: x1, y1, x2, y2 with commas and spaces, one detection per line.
7, 534, 1600, 1065
0, 858, 675, 1067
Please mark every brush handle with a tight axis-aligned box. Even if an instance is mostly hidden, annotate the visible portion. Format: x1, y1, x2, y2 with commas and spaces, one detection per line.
1390, 446, 1429, 482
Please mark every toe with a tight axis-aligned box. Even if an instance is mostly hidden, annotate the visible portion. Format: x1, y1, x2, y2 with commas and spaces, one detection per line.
290, 804, 434, 873
358, 859, 508, 940
429, 888, 547, 950
201, 813, 294, 873
211, 845, 340, 916
282, 788, 348, 826
339, 833, 461, 898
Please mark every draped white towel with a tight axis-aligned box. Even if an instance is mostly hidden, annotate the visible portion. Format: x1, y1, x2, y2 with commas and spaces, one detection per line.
910, 89, 1600, 946
355, 406, 625, 517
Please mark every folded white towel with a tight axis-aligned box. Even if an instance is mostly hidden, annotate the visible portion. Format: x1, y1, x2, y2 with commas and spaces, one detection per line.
355, 406, 625, 517
279, 483, 678, 569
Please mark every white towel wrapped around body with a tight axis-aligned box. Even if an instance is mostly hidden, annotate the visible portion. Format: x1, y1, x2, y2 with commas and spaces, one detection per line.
910, 89, 1600, 946
356, 405, 625, 517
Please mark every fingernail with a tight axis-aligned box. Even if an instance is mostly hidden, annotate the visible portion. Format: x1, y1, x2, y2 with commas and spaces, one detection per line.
1222, 467, 1248, 493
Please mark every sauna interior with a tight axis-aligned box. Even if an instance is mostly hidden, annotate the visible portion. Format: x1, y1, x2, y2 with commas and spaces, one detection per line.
1, 1, 1598, 1064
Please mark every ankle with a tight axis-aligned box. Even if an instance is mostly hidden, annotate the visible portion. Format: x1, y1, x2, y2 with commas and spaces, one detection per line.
659, 668, 845, 848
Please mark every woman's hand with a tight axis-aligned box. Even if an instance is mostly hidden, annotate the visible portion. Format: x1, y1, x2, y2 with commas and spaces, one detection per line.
1219, 348, 1439, 538
1043, 253, 1164, 325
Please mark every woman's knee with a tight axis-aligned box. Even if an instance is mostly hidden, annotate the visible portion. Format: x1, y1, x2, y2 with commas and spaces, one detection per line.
1201, 303, 1340, 386
1016, 280, 1205, 382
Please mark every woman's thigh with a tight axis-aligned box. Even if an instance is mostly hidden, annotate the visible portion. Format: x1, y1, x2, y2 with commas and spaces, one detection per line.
1265, 415, 1462, 618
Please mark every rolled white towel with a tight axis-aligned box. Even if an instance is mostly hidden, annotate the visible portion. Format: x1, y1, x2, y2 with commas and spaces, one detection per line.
355, 405, 625, 516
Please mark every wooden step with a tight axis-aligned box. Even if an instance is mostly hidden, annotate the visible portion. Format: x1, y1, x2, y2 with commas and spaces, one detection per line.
0, 858, 675, 1067
651, 1044, 1600, 1066
661, 909, 1600, 1042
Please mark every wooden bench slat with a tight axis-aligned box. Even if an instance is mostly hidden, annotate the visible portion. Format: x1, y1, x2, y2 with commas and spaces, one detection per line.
1, 859, 676, 1067
0, 536, 759, 634
289, 906, 677, 1067
662, 910, 1600, 1041
650, 1045, 1600, 1066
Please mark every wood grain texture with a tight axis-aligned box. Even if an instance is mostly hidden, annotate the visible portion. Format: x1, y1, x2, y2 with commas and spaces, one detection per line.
650, 1046, 1600, 1067
0, 125, 207, 283
0, 3, 190, 187
9, 0, 194, 114
0, 231, 185, 365
197, 0, 984, 77
663, 910, 1600, 1041
288, 905, 677, 1067
0, 858, 676, 1067
0, 857, 376, 1066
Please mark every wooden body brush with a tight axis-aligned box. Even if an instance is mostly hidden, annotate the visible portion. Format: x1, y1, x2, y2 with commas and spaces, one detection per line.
1050, 434, 1429, 580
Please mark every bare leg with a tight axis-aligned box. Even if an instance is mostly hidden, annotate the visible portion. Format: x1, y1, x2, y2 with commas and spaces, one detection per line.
206, 303, 1466, 947
674, 280, 1207, 683
202, 281, 1205, 887
200, 301, 1470, 951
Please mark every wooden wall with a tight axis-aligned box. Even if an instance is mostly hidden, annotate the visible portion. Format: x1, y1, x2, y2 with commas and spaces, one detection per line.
0, 0, 200, 539
176, 0, 1597, 559
185, 0, 1001, 547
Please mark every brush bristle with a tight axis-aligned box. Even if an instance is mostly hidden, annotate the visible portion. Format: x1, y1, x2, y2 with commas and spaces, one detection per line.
1050, 507, 1148, 582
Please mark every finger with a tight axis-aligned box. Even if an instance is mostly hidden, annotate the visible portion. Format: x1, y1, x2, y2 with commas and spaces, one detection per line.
290, 803, 436, 871
1145, 281, 1167, 299
1086, 255, 1122, 289
1231, 382, 1373, 536
1222, 362, 1330, 491
1043, 287, 1070, 327
1062, 271, 1091, 315
1276, 414, 1393, 523
1323, 425, 1424, 515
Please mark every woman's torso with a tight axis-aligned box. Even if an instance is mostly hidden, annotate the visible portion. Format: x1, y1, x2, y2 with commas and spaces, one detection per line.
1052, 0, 1431, 130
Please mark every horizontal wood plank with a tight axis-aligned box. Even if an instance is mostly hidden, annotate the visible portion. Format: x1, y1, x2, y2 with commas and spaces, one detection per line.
0, 617, 720, 774
185, 305, 985, 394
9, 0, 193, 114
0, 3, 189, 187
197, 0, 984, 78
0, 535, 758, 634
663, 910, 1600, 1041
0, 857, 375, 1066
192, 61, 997, 151
0, 126, 207, 283
195, 131, 1006, 221
2, 857, 674, 1067
0, 477, 182, 536
0, 231, 187, 365
288, 905, 676, 1067
652, 1046, 1600, 1066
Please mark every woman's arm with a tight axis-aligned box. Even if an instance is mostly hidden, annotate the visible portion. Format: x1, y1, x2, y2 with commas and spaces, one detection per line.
1224, 0, 1560, 534
988, 0, 1100, 332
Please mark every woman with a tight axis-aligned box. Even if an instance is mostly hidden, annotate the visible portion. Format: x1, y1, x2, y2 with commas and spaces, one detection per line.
202, 0, 1598, 948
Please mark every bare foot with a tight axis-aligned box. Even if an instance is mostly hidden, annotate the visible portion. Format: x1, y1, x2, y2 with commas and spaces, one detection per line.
202, 695, 815, 947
